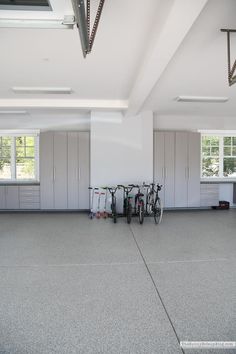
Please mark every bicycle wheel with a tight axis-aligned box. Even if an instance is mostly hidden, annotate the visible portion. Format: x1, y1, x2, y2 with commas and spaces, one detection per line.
138, 200, 144, 225
154, 198, 163, 224
127, 201, 132, 224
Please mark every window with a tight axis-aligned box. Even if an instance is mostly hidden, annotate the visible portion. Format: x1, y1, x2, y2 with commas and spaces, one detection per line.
0, 135, 39, 181
0, 0, 51, 11
201, 135, 236, 179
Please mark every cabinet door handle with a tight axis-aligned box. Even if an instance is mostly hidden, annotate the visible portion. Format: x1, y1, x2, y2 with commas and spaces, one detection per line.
188, 167, 190, 180
53, 167, 56, 182
162, 167, 165, 179
165, 167, 167, 179
78, 167, 81, 181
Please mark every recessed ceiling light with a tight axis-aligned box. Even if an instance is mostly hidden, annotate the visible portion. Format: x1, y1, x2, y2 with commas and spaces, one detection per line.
176, 96, 229, 103
0, 110, 27, 114
12, 87, 72, 94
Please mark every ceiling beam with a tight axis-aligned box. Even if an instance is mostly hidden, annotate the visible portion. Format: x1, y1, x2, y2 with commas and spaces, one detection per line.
0, 99, 128, 111
127, 0, 209, 116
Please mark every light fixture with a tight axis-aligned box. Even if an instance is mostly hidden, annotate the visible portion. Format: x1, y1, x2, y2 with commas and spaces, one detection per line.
221, 29, 236, 86
71, 0, 106, 57
0, 110, 27, 114
0, 17, 74, 29
12, 87, 72, 94
176, 96, 229, 103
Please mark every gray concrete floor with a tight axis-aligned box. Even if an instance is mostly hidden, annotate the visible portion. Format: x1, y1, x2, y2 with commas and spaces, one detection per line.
0, 210, 236, 354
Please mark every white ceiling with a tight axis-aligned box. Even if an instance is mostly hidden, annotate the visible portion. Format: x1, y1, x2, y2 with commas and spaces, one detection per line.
145, 0, 236, 118
1, 0, 236, 130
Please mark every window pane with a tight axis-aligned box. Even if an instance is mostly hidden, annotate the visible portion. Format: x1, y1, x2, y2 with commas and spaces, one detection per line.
223, 158, 236, 177
0, 159, 11, 179
16, 147, 25, 158
202, 146, 210, 156
202, 137, 211, 146
25, 137, 35, 146
16, 158, 35, 179
210, 136, 220, 146
2, 137, 11, 146
202, 157, 219, 177
233, 137, 236, 146
2, 147, 11, 158
224, 147, 231, 156
233, 147, 236, 156
26, 147, 34, 157
224, 137, 231, 145
211, 147, 219, 156
16, 137, 25, 146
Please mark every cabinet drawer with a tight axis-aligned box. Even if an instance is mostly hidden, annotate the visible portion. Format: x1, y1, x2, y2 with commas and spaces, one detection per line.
20, 195, 40, 203
19, 190, 40, 198
19, 186, 40, 192
20, 202, 40, 210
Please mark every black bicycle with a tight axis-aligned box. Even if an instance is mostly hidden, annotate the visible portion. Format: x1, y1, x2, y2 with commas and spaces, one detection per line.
118, 185, 134, 224
129, 184, 145, 224
103, 186, 118, 223
146, 183, 163, 224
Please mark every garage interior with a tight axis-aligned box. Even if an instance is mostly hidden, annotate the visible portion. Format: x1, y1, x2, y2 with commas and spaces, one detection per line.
1, 0, 236, 353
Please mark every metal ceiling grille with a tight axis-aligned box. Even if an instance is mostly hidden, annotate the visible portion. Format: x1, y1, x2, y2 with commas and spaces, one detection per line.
0, 0, 51, 11
71, 0, 106, 58
221, 29, 236, 87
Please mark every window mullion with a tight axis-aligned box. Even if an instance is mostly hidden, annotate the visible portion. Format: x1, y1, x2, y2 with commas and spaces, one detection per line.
219, 136, 224, 178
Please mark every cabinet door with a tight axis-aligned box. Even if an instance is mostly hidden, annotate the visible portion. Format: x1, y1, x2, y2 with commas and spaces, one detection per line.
154, 132, 165, 202
68, 132, 79, 209
40, 132, 54, 209
5, 186, 19, 209
78, 132, 90, 209
188, 133, 200, 207
54, 132, 68, 209
175, 132, 188, 207
164, 132, 175, 207
0, 186, 6, 209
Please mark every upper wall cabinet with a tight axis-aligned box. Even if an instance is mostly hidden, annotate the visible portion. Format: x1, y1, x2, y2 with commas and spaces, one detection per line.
154, 131, 200, 208
40, 132, 90, 210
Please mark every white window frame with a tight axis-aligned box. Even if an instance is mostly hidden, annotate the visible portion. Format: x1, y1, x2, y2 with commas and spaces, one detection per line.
0, 131, 40, 182
201, 132, 236, 181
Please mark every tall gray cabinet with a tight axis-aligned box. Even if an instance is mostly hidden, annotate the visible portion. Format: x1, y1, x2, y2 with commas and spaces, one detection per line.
154, 131, 200, 208
175, 132, 200, 207
40, 131, 90, 210
154, 132, 175, 207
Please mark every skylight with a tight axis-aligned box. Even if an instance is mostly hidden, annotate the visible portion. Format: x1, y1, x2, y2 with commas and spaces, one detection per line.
0, 0, 51, 11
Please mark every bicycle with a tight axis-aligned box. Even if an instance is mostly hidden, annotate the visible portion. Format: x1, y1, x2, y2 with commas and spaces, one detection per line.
146, 183, 163, 224
118, 185, 134, 224
103, 186, 118, 223
130, 184, 145, 224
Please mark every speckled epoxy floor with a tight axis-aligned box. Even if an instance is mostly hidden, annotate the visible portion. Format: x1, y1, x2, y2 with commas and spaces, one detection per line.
0, 210, 236, 354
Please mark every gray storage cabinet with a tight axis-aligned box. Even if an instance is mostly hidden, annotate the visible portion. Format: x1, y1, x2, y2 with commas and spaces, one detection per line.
175, 132, 201, 207
154, 132, 175, 207
40, 131, 90, 210
40, 132, 54, 209
0, 186, 5, 208
5, 186, 19, 209
67, 132, 90, 209
154, 131, 200, 208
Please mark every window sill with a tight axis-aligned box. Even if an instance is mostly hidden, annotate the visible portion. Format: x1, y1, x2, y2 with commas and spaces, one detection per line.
0, 181, 40, 186
201, 179, 236, 183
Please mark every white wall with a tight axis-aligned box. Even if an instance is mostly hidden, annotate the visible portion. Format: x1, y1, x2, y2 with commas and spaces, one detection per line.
90, 111, 153, 187
154, 114, 236, 131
